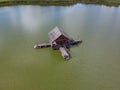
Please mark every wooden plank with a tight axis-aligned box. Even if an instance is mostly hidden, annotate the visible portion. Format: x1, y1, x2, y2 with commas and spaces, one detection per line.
34, 43, 51, 48
59, 47, 70, 60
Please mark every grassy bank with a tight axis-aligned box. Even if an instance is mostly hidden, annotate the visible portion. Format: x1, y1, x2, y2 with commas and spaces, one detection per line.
77, 0, 120, 6
0, 0, 120, 7
0, 1, 76, 7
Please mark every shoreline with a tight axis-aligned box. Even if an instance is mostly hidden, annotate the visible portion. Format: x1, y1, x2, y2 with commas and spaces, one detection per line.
0, 1, 120, 7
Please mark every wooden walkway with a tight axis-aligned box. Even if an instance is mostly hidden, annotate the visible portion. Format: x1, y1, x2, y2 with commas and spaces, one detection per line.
59, 47, 70, 60
34, 39, 82, 60
70, 39, 82, 45
34, 39, 82, 49
34, 42, 51, 48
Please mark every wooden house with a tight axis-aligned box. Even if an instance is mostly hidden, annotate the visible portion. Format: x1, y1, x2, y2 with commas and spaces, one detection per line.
34, 26, 82, 60
48, 27, 70, 50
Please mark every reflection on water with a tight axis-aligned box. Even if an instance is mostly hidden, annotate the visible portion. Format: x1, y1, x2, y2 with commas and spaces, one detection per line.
0, 4, 120, 90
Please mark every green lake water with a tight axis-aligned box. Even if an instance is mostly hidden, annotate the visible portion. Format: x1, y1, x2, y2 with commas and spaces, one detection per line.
0, 4, 120, 90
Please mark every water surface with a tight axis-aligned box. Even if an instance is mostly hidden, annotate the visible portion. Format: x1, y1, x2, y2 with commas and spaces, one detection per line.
0, 4, 120, 90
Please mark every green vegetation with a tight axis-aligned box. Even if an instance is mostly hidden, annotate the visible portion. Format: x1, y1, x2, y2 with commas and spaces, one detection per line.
0, 0, 120, 7
77, 0, 120, 6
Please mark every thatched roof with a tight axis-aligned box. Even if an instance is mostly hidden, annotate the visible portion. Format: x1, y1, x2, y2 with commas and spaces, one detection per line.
48, 26, 69, 42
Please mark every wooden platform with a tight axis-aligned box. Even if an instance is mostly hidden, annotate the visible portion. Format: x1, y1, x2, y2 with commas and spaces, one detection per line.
34, 42, 51, 48
34, 26, 82, 60
59, 47, 70, 60
70, 39, 82, 45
